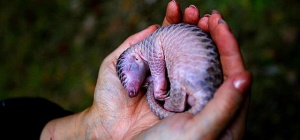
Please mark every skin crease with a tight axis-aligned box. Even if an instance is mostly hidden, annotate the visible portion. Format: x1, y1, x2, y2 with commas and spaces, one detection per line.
40, 1, 252, 140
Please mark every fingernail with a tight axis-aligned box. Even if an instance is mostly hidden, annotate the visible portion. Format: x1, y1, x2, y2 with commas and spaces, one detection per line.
189, 5, 197, 9
171, 0, 176, 3
234, 77, 247, 93
233, 72, 252, 93
211, 9, 220, 14
218, 18, 227, 24
204, 14, 211, 17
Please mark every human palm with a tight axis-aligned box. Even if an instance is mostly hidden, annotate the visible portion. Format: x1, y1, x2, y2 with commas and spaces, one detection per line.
91, 24, 161, 139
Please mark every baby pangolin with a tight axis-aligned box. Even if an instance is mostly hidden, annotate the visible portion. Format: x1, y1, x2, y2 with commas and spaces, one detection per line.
116, 23, 223, 119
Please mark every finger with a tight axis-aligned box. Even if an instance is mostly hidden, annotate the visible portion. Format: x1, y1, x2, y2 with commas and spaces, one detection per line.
110, 25, 159, 59
190, 71, 252, 139
197, 14, 210, 32
209, 10, 245, 76
162, 0, 182, 26
182, 5, 200, 25
221, 92, 250, 139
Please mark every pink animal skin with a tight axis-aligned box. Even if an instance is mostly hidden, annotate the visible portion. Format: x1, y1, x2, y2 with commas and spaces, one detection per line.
116, 23, 223, 119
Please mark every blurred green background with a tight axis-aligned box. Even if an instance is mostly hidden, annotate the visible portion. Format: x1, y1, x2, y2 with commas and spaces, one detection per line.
0, 0, 299, 139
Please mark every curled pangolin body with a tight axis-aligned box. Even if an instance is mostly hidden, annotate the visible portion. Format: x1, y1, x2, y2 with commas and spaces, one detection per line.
116, 23, 223, 119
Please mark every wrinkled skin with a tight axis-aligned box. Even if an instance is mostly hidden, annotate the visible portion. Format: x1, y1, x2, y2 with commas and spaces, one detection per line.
41, 1, 252, 140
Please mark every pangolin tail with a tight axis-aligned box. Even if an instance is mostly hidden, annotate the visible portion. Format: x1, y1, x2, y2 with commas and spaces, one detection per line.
146, 82, 175, 119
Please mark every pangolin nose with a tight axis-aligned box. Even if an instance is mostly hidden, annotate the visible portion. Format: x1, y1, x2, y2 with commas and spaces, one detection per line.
127, 81, 140, 98
129, 90, 137, 98
128, 86, 138, 98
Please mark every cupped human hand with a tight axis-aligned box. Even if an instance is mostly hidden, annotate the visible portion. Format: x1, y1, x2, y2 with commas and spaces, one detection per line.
41, 1, 252, 140
91, 1, 252, 139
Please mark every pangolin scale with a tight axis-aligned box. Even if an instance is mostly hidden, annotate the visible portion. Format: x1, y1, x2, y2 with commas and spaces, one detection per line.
116, 23, 223, 119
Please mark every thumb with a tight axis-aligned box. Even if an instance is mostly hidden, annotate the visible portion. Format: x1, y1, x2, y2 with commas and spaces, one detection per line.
191, 71, 252, 139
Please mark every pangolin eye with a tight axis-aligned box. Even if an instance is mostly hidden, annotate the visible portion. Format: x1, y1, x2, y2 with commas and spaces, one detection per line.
128, 63, 138, 71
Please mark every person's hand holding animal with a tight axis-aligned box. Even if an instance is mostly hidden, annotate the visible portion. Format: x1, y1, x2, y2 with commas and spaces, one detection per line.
41, 1, 252, 139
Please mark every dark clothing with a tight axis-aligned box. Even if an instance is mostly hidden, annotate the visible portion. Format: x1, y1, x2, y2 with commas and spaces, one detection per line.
0, 97, 73, 139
